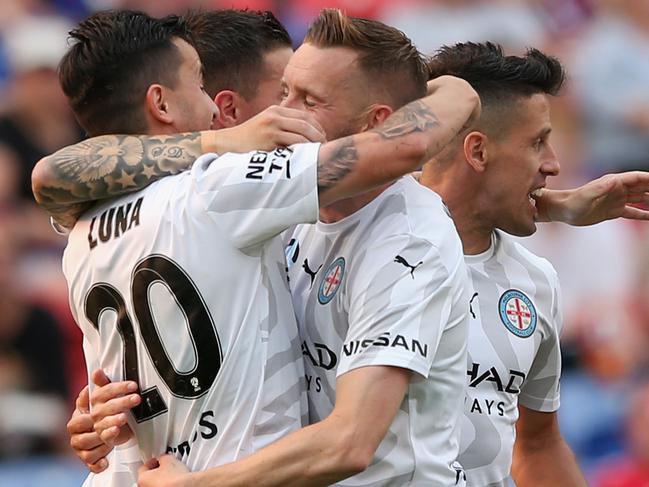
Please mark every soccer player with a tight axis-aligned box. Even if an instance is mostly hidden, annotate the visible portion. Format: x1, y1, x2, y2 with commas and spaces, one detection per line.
423, 42, 587, 486
185, 9, 294, 127
43, 9, 330, 231
60, 9, 309, 484
32, 7, 480, 487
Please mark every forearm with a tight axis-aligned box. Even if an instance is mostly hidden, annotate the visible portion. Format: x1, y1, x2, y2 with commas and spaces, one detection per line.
191, 417, 365, 487
31, 131, 228, 228
512, 436, 586, 487
534, 188, 571, 223
317, 79, 479, 206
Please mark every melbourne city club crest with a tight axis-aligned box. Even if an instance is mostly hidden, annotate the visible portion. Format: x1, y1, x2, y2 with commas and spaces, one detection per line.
318, 257, 345, 304
498, 289, 537, 338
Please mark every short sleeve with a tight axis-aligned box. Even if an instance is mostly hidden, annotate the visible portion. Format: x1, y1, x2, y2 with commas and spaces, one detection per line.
191, 143, 320, 249
519, 275, 562, 412
339, 235, 457, 379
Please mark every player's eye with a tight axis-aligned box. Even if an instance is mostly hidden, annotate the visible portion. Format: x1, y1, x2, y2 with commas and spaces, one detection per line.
305, 97, 317, 108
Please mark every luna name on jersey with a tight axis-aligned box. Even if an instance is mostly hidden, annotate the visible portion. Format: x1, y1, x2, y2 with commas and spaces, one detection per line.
87, 197, 143, 250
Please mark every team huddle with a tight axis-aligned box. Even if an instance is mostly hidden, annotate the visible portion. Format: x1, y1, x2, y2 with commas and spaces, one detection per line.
31, 6, 649, 487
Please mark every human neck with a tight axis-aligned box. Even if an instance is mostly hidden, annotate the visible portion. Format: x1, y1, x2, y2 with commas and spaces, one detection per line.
319, 184, 390, 223
420, 164, 493, 255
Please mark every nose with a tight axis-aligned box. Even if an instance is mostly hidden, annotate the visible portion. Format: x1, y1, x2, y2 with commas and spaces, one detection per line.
542, 143, 560, 176
280, 95, 297, 110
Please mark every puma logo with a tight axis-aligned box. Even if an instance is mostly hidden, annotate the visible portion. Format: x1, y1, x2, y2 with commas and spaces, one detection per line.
394, 255, 423, 278
302, 258, 322, 287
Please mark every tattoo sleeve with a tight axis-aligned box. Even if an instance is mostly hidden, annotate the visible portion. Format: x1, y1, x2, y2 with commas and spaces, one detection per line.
371, 100, 439, 139
34, 132, 203, 227
316, 100, 439, 193
317, 136, 359, 193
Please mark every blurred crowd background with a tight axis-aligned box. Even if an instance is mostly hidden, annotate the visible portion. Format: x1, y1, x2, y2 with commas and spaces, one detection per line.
0, 0, 647, 485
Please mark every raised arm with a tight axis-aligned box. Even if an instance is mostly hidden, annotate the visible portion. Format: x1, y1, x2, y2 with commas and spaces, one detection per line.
534, 171, 649, 226
316, 75, 480, 207
34, 77, 477, 228
32, 106, 326, 228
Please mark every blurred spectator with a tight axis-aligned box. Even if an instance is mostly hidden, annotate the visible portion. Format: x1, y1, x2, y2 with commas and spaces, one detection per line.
570, 0, 649, 175
534, 0, 594, 36
382, 0, 546, 55
49, 0, 90, 19
0, 228, 68, 458
0, 14, 82, 203
523, 219, 642, 378
593, 377, 649, 486
519, 218, 642, 464
0, 142, 64, 248
108, 0, 206, 16
0, 139, 84, 403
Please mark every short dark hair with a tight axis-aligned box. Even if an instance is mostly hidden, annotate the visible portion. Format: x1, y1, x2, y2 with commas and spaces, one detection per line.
59, 10, 192, 136
427, 42, 565, 133
304, 8, 427, 108
185, 9, 292, 99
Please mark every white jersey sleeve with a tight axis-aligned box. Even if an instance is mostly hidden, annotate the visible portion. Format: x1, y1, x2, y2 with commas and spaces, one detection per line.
191, 143, 320, 249
518, 274, 562, 412
339, 235, 452, 379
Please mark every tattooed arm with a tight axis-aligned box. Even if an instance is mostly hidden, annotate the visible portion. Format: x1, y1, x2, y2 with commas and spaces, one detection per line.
316, 75, 479, 207
32, 106, 326, 228
32, 133, 204, 228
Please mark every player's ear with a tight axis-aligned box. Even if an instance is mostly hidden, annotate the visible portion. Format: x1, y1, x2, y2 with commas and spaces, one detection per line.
463, 131, 488, 173
145, 84, 174, 125
360, 104, 393, 131
213, 90, 242, 128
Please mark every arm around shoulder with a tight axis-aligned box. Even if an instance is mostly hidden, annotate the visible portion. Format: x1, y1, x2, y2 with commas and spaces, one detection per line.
535, 171, 649, 226
316, 76, 480, 207
185, 366, 411, 487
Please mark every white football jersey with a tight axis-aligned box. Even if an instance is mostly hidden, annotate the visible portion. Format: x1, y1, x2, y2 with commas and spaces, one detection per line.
286, 176, 471, 486
81, 440, 141, 487
63, 143, 320, 476
459, 230, 563, 487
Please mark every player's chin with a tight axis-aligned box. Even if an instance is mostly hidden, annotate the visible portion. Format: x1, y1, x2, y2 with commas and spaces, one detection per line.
500, 219, 537, 237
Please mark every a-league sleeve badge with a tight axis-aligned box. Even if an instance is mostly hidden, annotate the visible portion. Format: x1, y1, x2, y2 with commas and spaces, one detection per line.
498, 289, 537, 338
318, 257, 345, 305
